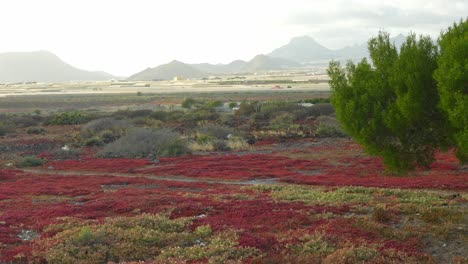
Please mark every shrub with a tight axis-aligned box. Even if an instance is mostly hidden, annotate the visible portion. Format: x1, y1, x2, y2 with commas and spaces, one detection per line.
212, 139, 231, 151
228, 102, 238, 109
27, 127, 46, 135
100, 130, 117, 144
47, 111, 90, 125
84, 137, 104, 147
16, 156, 44, 168
269, 113, 295, 131
227, 137, 251, 151
182, 109, 219, 122
97, 128, 189, 158
204, 100, 223, 108
372, 207, 392, 223
235, 102, 255, 117
196, 124, 238, 140
166, 110, 185, 122
0, 121, 14, 136
159, 140, 191, 156
181, 98, 198, 109
315, 116, 346, 138
131, 117, 163, 128
113, 109, 153, 119
302, 98, 331, 104
81, 118, 131, 140
308, 103, 335, 116
47, 147, 81, 160
151, 110, 169, 122
10, 115, 43, 128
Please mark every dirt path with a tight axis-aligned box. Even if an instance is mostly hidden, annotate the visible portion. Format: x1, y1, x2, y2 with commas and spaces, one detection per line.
20, 168, 279, 185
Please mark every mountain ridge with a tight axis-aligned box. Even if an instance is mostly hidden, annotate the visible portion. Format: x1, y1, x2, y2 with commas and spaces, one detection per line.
0, 50, 115, 83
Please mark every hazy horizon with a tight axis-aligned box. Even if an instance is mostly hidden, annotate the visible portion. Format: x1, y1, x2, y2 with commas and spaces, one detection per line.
0, 0, 465, 76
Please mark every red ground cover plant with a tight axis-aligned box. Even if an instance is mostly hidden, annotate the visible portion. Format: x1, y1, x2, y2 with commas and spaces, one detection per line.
2, 138, 466, 262
0, 167, 462, 262
42, 146, 467, 190
45, 158, 152, 173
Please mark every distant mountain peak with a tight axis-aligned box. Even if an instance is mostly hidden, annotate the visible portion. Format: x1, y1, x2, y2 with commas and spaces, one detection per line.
169, 60, 184, 64
268, 35, 331, 63
289, 35, 319, 44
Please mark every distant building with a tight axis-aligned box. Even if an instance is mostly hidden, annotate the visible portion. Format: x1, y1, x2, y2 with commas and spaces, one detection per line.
173, 76, 186, 81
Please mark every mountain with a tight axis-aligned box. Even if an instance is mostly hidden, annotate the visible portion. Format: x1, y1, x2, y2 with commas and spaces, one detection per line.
128, 60, 206, 81
191, 60, 247, 74
128, 54, 298, 80
269, 36, 333, 63
269, 34, 407, 64
241, 54, 300, 72
0, 50, 115, 83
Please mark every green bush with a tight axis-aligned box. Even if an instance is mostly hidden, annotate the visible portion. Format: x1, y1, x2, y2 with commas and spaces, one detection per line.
228, 102, 238, 109
158, 140, 190, 157
181, 98, 198, 109
196, 134, 214, 144
204, 100, 223, 108
97, 128, 189, 158
47, 111, 90, 125
16, 156, 44, 168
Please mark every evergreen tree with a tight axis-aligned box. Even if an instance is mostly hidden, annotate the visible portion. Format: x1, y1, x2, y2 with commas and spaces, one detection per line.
328, 32, 450, 173
434, 18, 468, 163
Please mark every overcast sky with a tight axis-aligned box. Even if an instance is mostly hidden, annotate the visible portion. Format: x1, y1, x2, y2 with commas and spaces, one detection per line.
0, 0, 465, 76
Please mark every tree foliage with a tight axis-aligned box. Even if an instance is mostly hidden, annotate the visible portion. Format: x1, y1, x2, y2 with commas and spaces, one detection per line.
328, 32, 450, 173
434, 18, 468, 163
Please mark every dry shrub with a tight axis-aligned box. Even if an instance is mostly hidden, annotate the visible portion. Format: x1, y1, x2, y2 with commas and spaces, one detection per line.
97, 128, 189, 158
81, 118, 131, 139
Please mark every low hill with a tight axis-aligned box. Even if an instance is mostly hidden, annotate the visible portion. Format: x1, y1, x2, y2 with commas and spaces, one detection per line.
128, 60, 207, 81
0, 51, 115, 83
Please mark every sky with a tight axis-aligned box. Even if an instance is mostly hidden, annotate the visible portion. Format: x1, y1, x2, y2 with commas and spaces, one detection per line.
0, 0, 465, 76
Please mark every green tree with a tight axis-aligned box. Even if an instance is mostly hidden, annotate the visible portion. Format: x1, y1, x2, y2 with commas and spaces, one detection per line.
328, 32, 450, 173
434, 18, 468, 163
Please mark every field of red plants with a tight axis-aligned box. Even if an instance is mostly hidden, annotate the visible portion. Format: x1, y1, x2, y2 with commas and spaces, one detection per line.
1, 138, 467, 263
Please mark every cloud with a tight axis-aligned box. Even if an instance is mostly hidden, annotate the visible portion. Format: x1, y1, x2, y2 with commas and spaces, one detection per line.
287, 1, 466, 28
282, 0, 466, 49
